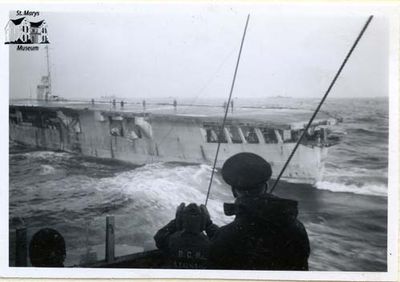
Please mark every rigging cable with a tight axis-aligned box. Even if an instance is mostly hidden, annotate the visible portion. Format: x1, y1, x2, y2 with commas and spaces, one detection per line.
205, 14, 250, 206
269, 15, 374, 194
156, 46, 237, 148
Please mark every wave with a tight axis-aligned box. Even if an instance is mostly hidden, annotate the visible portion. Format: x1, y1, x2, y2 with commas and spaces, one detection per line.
315, 181, 387, 197
350, 115, 388, 123
116, 163, 229, 219
29, 162, 230, 249
19, 150, 72, 161
346, 127, 388, 138
39, 164, 56, 175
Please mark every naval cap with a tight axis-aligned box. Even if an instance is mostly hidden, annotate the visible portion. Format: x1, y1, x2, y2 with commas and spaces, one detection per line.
222, 152, 272, 189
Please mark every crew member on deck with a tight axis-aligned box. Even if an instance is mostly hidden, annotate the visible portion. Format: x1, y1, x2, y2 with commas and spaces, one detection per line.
207, 152, 310, 270
154, 203, 217, 269
29, 228, 66, 267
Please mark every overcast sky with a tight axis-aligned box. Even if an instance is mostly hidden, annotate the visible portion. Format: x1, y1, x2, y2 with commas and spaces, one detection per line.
9, 3, 389, 101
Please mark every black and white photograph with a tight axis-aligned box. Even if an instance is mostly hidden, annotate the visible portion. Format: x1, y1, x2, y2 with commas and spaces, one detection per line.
1, 1, 398, 280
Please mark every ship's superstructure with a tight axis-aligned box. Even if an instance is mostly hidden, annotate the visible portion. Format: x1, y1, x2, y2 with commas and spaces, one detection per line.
9, 102, 340, 184
36, 46, 53, 101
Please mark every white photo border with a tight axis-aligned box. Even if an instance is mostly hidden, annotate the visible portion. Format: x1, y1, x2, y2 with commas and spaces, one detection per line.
0, 1, 398, 281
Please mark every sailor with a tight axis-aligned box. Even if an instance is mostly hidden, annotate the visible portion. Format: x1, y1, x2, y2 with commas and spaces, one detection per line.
207, 152, 310, 270
154, 203, 216, 269
29, 228, 66, 267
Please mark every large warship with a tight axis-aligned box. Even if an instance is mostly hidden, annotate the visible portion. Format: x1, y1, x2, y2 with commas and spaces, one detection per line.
9, 98, 340, 184
8, 28, 342, 185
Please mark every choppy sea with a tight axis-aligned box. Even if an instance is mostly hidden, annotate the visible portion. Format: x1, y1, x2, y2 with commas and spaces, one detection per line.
9, 97, 388, 271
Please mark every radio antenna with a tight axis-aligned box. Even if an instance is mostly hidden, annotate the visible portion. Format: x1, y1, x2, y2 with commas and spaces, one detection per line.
205, 14, 250, 206
45, 45, 52, 101
270, 15, 373, 194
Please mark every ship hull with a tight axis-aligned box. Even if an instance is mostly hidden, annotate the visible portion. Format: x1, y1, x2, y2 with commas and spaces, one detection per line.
9, 105, 328, 184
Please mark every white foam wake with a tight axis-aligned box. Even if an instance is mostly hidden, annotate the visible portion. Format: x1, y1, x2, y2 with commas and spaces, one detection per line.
94, 163, 232, 227
315, 181, 387, 197
39, 164, 56, 175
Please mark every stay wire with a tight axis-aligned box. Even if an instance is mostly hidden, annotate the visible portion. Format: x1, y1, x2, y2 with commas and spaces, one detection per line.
156, 46, 237, 148
205, 14, 250, 206
270, 15, 374, 194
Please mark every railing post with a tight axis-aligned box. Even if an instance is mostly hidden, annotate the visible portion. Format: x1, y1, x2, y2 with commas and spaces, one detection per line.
15, 228, 27, 267
105, 216, 115, 263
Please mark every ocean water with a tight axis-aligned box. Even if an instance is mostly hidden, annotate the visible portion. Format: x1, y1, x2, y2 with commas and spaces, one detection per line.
9, 97, 388, 270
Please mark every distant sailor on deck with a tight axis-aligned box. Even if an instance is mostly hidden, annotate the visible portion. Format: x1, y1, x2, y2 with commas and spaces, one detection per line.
206, 152, 310, 270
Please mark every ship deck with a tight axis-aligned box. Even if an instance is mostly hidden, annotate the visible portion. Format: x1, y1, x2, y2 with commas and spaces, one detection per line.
10, 99, 335, 127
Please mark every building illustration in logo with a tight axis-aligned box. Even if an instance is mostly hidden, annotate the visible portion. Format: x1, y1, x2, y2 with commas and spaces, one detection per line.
5, 17, 49, 44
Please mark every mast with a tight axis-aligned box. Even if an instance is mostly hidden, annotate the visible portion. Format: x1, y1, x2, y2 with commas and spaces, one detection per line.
45, 45, 52, 101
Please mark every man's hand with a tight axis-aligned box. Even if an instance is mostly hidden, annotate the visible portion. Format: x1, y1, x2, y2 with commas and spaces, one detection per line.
175, 202, 185, 230
200, 204, 212, 228
200, 204, 219, 238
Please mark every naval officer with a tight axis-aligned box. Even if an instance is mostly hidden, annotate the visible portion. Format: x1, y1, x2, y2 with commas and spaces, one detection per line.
206, 152, 310, 270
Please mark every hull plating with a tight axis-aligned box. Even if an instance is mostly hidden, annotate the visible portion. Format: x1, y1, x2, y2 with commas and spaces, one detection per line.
9, 105, 329, 184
